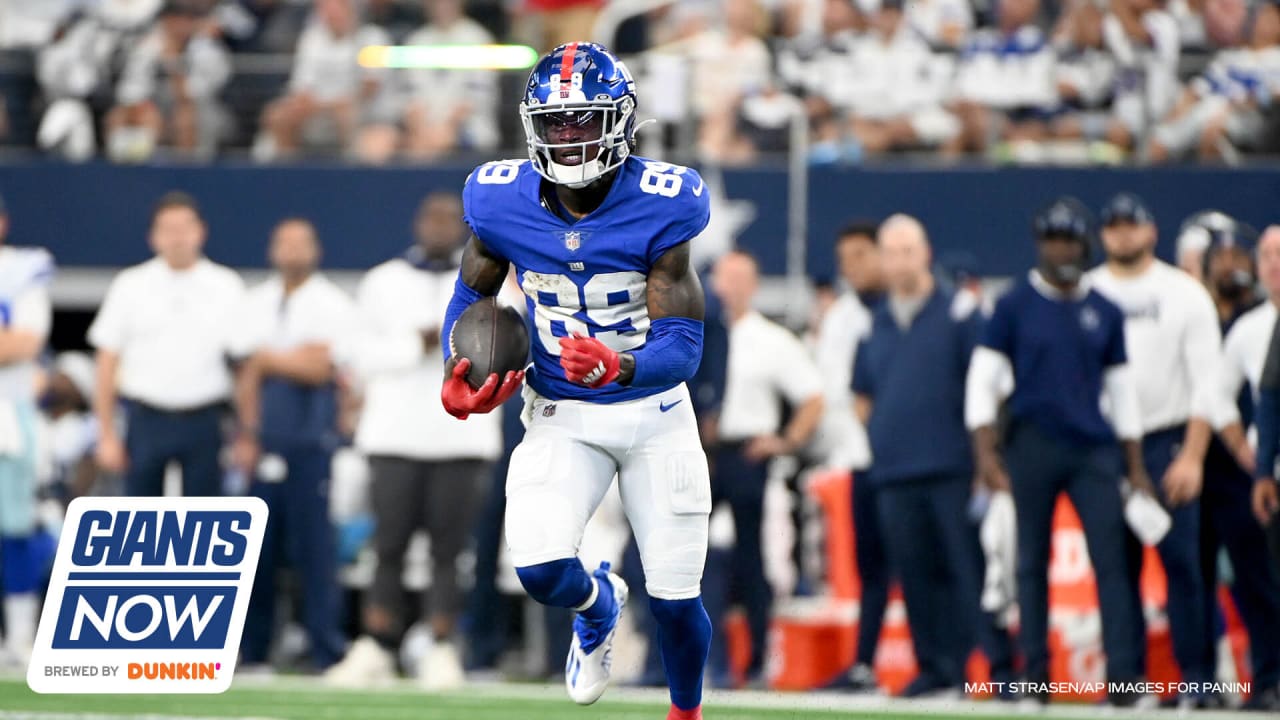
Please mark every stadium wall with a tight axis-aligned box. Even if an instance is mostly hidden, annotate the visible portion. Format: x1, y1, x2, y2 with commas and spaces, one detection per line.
3, 161, 1277, 276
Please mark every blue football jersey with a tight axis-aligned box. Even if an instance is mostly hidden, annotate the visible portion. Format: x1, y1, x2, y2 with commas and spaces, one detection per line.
462, 155, 710, 403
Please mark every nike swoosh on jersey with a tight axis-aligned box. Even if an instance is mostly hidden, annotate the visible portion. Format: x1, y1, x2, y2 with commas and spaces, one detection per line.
659, 400, 683, 413
691, 177, 704, 197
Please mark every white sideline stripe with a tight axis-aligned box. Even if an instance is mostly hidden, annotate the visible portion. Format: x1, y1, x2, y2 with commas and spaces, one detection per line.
0, 675, 1254, 720
0, 714, 282, 720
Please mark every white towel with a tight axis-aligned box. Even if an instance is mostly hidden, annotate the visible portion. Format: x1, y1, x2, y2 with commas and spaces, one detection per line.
1124, 485, 1173, 547
980, 490, 1017, 622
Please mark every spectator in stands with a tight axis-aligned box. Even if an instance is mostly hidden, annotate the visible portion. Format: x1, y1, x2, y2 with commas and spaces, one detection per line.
678, 0, 774, 163
36, 3, 139, 161
853, 215, 984, 697
776, 0, 863, 161
842, 0, 959, 155
946, 0, 1058, 156
105, 0, 231, 162
514, 0, 602, 53
209, 0, 312, 53
966, 197, 1149, 707
325, 193, 500, 690
1206, 223, 1280, 712
257, 0, 393, 161
1049, 0, 1117, 147
0, 0, 79, 49
1147, 0, 1280, 161
806, 223, 885, 692
1089, 193, 1220, 708
395, 0, 499, 160
1083, 0, 1181, 154
89, 191, 244, 497
231, 218, 354, 673
709, 249, 824, 684
0, 194, 54, 667
904, 0, 974, 48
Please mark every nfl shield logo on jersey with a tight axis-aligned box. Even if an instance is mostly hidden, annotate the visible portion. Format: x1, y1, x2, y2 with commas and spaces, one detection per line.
564, 231, 581, 251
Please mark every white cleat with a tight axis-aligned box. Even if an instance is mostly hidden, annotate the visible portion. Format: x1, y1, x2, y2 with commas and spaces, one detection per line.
323, 635, 396, 688
418, 641, 466, 691
565, 562, 629, 705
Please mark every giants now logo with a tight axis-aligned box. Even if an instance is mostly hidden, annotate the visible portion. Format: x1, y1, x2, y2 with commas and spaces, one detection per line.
28, 497, 267, 694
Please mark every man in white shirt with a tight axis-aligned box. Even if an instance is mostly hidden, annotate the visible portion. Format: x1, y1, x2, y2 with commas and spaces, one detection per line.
89, 191, 244, 497
709, 249, 823, 682
229, 218, 354, 673
324, 193, 501, 690
1088, 192, 1221, 704
0, 194, 54, 665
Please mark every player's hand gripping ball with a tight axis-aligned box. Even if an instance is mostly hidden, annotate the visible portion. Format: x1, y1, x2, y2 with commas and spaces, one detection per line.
442, 298, 529, 419
559, 333, 621, 388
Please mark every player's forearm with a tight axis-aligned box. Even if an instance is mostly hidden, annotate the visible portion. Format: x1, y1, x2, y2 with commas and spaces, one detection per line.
234, 362, 262, 435
1219, 421, 1251, 461
971, 424, 1001, 467
0, 329, 44, 364
94, 350, 121, 439
853, 394, 872, 425
444, 236, 510, 367
783, 395, 824, 449
1180, 418, 1212, 462
258, 344, 334, 386
1123, 439, 1150, 489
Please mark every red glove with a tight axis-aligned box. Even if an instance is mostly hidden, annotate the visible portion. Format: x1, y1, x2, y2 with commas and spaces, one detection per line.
559, 333, 621, 388
441, 358, 524, 420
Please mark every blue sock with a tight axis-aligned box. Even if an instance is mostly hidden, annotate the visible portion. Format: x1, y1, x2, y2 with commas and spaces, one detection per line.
651, 596, 712, 710
1, 535, 39, 594
515, 558, 615, 623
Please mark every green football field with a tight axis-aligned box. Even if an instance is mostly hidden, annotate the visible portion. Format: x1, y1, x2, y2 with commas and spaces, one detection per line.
0, 676, 1247, 720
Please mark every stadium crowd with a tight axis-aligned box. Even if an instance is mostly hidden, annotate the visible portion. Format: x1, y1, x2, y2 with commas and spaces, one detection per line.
1, 179, 1280, 712
0, 0, 1278, 163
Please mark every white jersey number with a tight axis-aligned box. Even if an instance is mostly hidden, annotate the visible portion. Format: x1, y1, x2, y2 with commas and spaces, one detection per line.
475, 160, 522, 185
521, 270, 649, 355
638, 161, 686, 198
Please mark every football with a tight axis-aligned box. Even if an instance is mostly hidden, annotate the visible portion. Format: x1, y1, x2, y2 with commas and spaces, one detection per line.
449, 297, 530, 390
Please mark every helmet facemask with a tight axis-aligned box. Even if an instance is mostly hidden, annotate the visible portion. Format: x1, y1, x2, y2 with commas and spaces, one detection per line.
520, 95, 635, 188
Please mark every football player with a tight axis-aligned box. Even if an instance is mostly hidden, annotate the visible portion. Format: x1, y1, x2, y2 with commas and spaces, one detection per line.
439, 43, 712, 720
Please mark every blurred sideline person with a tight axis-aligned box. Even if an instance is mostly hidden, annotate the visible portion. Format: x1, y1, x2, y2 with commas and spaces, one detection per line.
852, 216, 983, 697
1214, 224, 1280, 711
231, 218, 354, 672
820, 222, 892, 691
89, 191, 244, 496
1088, 193, 1221, 707
709, 250, 823, 683
967, 197, 1150, 707
0, 194, 53, 665
326, 193, 500, 689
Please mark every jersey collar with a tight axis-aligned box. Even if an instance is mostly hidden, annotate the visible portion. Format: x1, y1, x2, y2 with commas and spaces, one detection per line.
1029, 269, 1091, 301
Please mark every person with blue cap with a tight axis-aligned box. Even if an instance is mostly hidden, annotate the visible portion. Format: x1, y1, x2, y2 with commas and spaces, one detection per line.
1088, 192, 1222, 708
966, 196, 1150, 707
